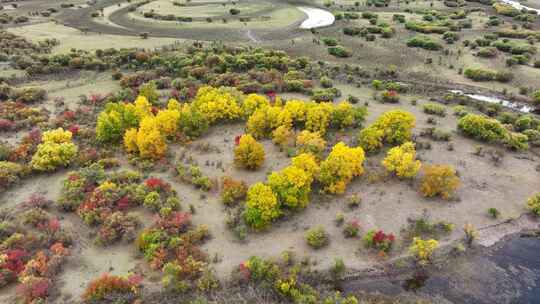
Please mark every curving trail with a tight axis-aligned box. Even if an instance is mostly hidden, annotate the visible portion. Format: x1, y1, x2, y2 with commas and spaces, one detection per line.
54, 0, 335, 42
298, 6, 335, 29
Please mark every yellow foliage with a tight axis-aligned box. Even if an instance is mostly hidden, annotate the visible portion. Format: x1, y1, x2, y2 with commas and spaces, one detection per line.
358, 126, 384, 153
409, 237, 439, 264
167, 98, 182, 111
234, 134, 265, 170
420, 164, 460, 200
123, 128, 138, 153
247, 106, 292, 139
296, 130, 326, 157
31, 128, 78, 171
155, 109, 180, 137
42, 128, 72, 143
134, 95, 153, 119
244, 182, 280, 230
192, 86, 242, 123
382, 142, 421, 178
291, 153, 320, 181
319, 142, 365, 194
268, 166, 312, 209
242, 94, 270, 118
126, 117, 168, 159
283, 100, 309, 123
331, 101, 356, 129
272, 125, 293, 149
373, 110, 416, 145
305, 102, 333, 135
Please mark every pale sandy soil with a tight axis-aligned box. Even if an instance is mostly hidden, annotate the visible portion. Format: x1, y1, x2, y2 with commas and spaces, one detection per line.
2, 84, 538, 300
7, 22, 181, 54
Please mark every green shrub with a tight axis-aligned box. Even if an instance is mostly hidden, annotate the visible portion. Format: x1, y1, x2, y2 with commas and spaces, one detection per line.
457, 113, 507, 142
305, 226, 329, 249
527, 193, 540, 216
423, 103, 447, 116
407, 35, 442, 50
328, 46, 352, 58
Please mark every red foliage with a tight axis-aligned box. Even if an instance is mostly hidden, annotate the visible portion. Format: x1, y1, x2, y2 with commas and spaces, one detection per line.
0, 119, 15, 131
156, 211, 191, 232
16, 277, 51, 304
234, 135, 241, 146
116, 196, 131, 210
145, 177, 170, 191
82, 273, 136, 301
3, 249, 29, 274
373, 230, 395, 244
68, 124, 80, 135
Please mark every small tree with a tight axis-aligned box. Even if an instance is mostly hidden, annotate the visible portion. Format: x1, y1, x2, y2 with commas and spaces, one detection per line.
526, 193, 540, 216
319, 142, 365, 194
234, 134, 265, 170
409, 237, 439, 265
419, 165, 460, 200
382, 142, 421, 178
243, 183, 280, 230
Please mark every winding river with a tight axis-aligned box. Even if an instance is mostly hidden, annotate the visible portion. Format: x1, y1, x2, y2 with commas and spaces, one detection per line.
450, 90, 534, 113
297, 6, 335, 29
500, 0, 540, 13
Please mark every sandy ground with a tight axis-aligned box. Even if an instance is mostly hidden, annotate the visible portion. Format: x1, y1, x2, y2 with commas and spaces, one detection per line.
7, 22, 182, 53
1, 83, 539, 301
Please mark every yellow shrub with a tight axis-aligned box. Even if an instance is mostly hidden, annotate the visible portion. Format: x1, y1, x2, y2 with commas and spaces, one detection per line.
319, 142, 365, 194
244, 182, 280, 229
305, 103, 333, 135
268, 166, 312, 209
135, 117, 167, 159
167, 98, 182, 111
123, 128, 138, 153
247, 106, 292, 139
42, 128, 73, 143
31, 128, 78, 171
291, 153, 319, 181
358, 126, 384, 153
234, 134, 265, 170
409, 237, 439, 265
283, 100, 309, 123
373, 110, 416, 145
420, 165, 460, 200
272, 125, 293, 149
330, 101, 356, 129
192, 86, 242, 123
134, 95, 152, 119
296, 130, 326, 157
155, 109, 180, 137
382, 142, 421, 178
242, 93, 270, 118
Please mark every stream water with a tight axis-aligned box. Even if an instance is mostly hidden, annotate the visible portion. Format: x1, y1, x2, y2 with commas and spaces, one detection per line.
343, 235, 540, 303
449, 90, 535, 113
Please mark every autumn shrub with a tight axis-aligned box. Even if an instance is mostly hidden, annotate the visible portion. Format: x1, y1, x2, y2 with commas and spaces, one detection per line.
96, 212, 139, 245
526, 193, 540, 216
0, 161, 26, 192
380, 90, 400, 103
457, 113, 507, 142
319, 142, 365, 194
95, 100, 143, 143
177, 104, 209, 139
330, 101, 367, 130
82, 273, 142, 303
221, 177, 247, 206
363, 230, 395, 253
423, 103, 447, 117
241, 93, 270, 118
268, 165, 312, 209
409, 237, 439, 265
234, 134, 265, 170
359, 110, 415, 152
296, 130, 326, 157
407, 35, 442, 50
382, 142, 421, 178
124, 116, 168, 160
191, 86, 242, 124
30, 128, 78, 171
272, 125, 293, 149
420, 165, 460, 200
305, 102, 333, 135
343, 220, 360, 238
243, 183, 280, 230
305, 226, 329, 249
